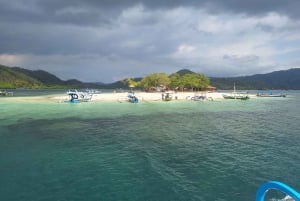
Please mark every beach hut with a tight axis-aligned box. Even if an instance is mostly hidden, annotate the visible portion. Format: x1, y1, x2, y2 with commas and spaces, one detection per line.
205, 85, 216, 92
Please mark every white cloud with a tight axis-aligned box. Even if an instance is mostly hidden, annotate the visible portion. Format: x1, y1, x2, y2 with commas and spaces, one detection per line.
174, 44, 196, 57
0, 54, 23, 65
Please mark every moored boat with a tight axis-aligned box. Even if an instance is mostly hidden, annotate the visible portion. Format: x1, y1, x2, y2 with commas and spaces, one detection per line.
223, 94, 249, 100
191, 95, 207, 101
0, 90, 13, 96
223, 83, 249, 100
256, 92, 286, 97
162, 91, 173, 101
66, 89, 93, 103
127, 92, 139, 103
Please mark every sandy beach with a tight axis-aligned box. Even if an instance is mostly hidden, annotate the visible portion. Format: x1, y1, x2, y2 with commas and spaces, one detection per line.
51, 91, 229, 102
1, 90, 260, 103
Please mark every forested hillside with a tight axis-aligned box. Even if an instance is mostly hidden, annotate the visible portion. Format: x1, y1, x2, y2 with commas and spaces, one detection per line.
210, 68, 300, 90
0, 64, 42, 88
1, 64, 299, 89
0, 64, 87, 89
12, 67, 64, 85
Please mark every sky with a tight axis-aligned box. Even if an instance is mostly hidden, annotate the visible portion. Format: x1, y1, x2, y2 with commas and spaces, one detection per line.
0, 0, 300, 83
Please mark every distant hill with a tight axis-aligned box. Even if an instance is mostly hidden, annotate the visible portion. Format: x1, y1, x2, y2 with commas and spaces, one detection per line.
1, 63, 299, 89
175, 69, 195, 76
0, 64, 100, 89
12, 67, 64, 85
0, 64, 42, 88
210, 68, 300, 90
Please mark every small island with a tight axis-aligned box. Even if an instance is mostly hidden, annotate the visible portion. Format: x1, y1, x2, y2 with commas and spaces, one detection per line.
0, 64, 295, 103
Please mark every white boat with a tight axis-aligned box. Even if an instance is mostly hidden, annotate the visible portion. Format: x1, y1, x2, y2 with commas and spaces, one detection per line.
186, 92, 214, 101
0, 90, 13, 96
257, 94, 286, 97
223, 83, 249, 100
66, 89, 93, 103
162, 91, 173, 101
256, 91, 286, 97
127, 92, 139, 103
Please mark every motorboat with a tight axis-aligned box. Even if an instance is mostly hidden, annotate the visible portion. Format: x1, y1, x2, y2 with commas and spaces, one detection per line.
66, 89, 93, 103
256, 92, 286, 97
0, 90, 13, 96
162, 91, 173, 101
127, 92, 139, 103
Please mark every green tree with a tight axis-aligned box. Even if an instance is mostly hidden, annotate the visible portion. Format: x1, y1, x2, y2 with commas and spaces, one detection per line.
126, 78, 139, 88
169, 73, 179, 89
195, 73, 210, 90
139, 73, 170, 91
181, 73, 210, 91
168, 73, 184, 91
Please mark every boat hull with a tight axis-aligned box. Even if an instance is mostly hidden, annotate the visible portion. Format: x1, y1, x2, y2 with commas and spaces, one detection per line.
223, 95, 249, 100
256, 94, 286, 97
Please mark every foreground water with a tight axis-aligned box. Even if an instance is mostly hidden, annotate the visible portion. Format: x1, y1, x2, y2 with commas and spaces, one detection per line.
1, 91, 300, 201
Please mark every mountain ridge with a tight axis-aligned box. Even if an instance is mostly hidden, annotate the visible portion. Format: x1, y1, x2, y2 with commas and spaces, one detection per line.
210, 68, 300, 90
0, 64, 299, 89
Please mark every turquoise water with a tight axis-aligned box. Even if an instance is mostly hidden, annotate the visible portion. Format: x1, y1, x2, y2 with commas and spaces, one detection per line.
1, 91, 300, 201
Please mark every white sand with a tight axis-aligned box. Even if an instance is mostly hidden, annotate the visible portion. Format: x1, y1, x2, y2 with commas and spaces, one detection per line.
3, 91, 259, 103
51, 91, 225, 102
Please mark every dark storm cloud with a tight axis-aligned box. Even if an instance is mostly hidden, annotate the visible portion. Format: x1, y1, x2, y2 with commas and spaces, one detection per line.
143, 0, 300, 19
0, 1, 112, 26
1, 0, 300, 26
0, 0, 177, 56
0, 0, 300, 82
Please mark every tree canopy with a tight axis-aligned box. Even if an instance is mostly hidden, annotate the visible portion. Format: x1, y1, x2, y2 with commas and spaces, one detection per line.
126, 78, 139, 88
134, 72, 210, 92
181, 73, 210, 91
139, 73, 170, 91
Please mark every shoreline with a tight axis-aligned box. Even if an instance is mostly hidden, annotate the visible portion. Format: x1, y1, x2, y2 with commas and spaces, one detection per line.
0, 91, 261, 103
54, 91, 255, 102
90, 92, 225, 102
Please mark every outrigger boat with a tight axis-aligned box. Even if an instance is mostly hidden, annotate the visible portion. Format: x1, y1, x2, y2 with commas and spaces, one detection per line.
223, 83, 249, 100
0, 90, 13, 96
66, 89, 93, 103
223, 94, 249, 100
256, 92, 286, 97
162, 91, 173, 101
189, 93, 214, 101
127, 92, 139, 103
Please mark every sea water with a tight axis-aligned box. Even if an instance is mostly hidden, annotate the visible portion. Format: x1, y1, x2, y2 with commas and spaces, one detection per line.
0, 91, 300, 201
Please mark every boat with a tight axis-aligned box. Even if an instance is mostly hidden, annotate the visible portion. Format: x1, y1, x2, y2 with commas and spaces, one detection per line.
0, 90, 13, 96
223, 83, 249, 100
256, 181, 300, 201
256, 92, 286, 97
223, 94, 249, 100
162, 91, 173, 101
127, 92, 139, 103
191, 95, 207, 101
188, 93, 213, 101
257, 94, 286, 97
66, 89, 93, 103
